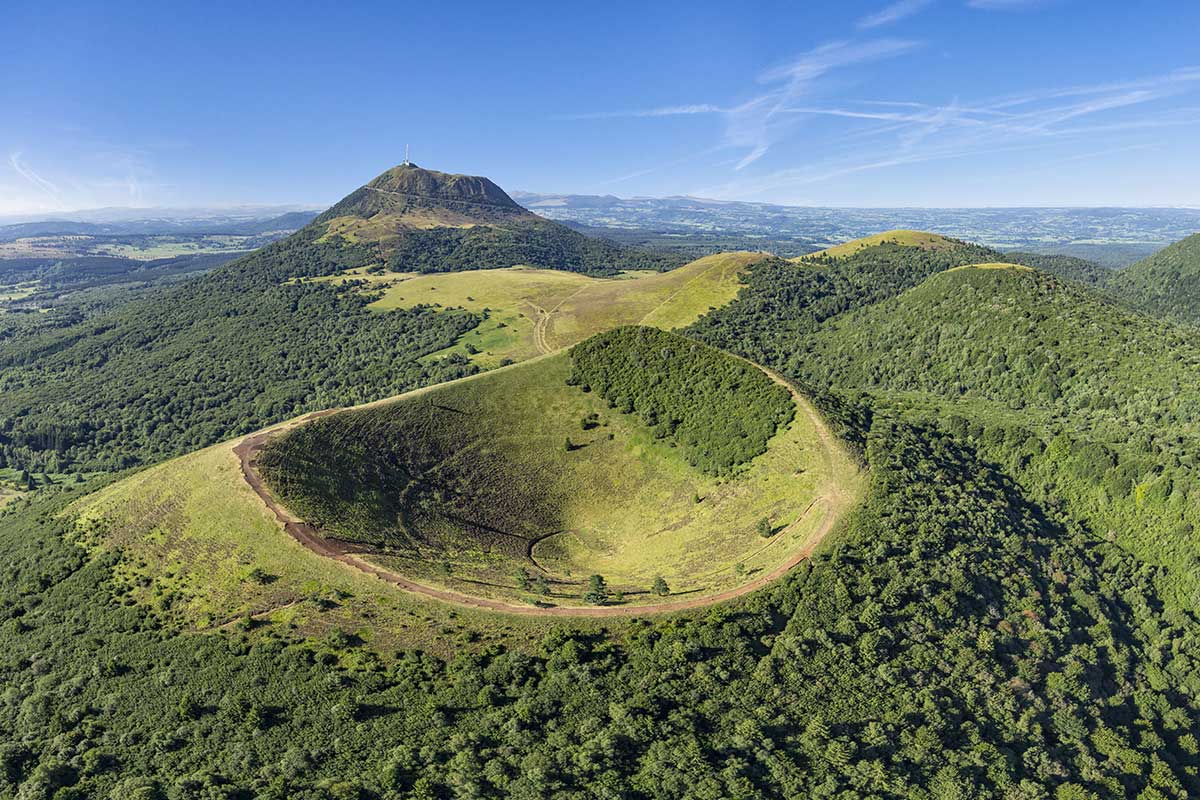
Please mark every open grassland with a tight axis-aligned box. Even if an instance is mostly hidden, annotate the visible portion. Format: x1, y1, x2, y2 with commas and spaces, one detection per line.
0, 485, 26, 510
311, 251, 767, 368
0, 281, 39, 302
796, 229, 961, 260
257, 336, 861, 609
540, 251, 764, 351
92, 235, 252, 260
67, 436, 600, 653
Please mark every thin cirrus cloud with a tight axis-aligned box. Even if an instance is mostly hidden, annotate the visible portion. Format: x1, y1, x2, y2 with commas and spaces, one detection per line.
692, 65, 1200, 202
3, 147, 165, 214
966, 0, 1050, 9
569, 38, 922, 173
857, 0, 935, 29
9, 151, 63, 206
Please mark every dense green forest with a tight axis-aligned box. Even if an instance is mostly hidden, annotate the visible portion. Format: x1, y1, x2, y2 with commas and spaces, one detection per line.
568, 326, 794, 475
687, 242, 998, 366
688, 247, 1200, 615
0, 253, 241, 308
3, 413, 1199, 798
1000, 252, 1112, 286
1108, 233, 1200, 323
0, 228, 482, 473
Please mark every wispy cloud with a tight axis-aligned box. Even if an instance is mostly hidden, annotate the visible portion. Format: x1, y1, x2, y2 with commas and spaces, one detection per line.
565, 38, 922, 170
4, 145, 169, 213
562, 104, 726, 121
966, 0, 1050, 9
9, 152, 65, 207
731, 38, 923, 168
858, 0, 935, 29
691, 64, 1200, 201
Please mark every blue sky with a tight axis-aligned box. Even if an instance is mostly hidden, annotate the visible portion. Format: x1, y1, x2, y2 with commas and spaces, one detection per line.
4, 0, 1200, 213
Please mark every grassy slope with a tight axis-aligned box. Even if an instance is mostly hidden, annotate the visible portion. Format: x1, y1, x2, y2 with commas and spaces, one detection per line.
355, 251, 767, 367
795, 229, 962, 260
257, 342, 860, 606
68, 428, 599, 652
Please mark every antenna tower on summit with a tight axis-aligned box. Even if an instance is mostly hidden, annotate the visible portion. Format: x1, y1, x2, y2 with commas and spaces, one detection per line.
402, 144, 411, 166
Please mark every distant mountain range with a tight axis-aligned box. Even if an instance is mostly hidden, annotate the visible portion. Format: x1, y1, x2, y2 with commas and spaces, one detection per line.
0, 210, 319, 241
8, 192, 1199, 268
514, 191, 1200, 267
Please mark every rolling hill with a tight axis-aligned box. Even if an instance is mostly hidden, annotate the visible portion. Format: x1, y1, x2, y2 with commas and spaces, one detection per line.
353, 249, 771, 367
706, 257, 1200, 609
793, 229, 966, 260
1108, 231, 1200, 323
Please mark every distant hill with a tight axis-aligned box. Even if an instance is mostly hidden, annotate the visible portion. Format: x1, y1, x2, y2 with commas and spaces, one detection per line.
687, 231, 1002, 370
1108, 232, 1200, 323
796, 263, 1193, 412
793, 230, 965, 260
514, 191, 1200, 264
310, 163, 681, 275
0, 163, 686, 472
0, 210, 318, 241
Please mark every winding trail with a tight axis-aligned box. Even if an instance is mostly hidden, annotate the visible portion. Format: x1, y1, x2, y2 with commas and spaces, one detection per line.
233, 359, 858, 618
531, 284, 591, 355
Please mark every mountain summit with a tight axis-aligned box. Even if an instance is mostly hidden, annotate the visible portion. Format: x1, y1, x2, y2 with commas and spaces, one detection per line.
301, 163, 679, 275
320, 163, 532, 226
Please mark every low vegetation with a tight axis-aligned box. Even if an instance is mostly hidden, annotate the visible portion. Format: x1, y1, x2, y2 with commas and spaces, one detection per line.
0, 228, 481, 474
6, 212, 1200, 797
0, 165, 698, 475
794, 229, 966, 260
354, 250, 768, 367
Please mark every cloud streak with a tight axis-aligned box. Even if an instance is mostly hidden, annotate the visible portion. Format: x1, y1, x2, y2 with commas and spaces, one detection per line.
691, 64, 1200, 202
9, 152, 64, 206
565, 38, 922, 170
966, 0, 1050, 9
858, 0, 935, 29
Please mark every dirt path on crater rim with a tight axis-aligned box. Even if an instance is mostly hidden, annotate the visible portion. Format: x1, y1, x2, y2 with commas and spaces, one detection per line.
232, 358, 860, 618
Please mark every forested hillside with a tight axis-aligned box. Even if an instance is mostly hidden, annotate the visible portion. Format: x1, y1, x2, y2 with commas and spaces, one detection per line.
3, 229, 1200, 797
2, 413, 1197, 797
569, 326, 793, 475
690, 249, 1200, 616
1001, 252, 1112, 286
0, 227, 481, 473
0, 166, 685, 474
688, 240, 1000, 365
1108, 233, 1200, 323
